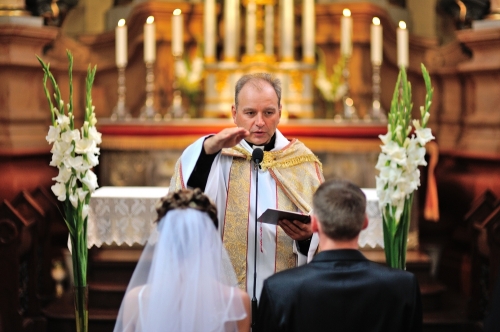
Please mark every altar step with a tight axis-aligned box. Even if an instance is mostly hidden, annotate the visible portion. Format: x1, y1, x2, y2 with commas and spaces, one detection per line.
44, 247, 482, 331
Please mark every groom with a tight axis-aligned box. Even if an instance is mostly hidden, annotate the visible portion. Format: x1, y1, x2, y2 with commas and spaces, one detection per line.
257, 179, 423, 332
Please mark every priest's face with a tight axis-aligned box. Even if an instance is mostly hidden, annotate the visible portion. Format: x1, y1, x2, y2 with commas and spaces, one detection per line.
231, 81, 281, 146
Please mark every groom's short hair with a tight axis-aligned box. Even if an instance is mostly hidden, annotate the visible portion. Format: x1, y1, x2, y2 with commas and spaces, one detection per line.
312, 179, 366, 240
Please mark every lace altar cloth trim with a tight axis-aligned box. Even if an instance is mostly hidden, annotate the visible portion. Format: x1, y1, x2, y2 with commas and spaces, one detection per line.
359, 189, 384, 249
87, 187, 384, 248
87, 187, 169, 248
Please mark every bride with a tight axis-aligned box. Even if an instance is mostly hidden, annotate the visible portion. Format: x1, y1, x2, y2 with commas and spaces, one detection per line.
113, 188, 250, 332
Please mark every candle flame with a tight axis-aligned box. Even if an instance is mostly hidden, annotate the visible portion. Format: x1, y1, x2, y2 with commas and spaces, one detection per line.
372, 17, 380, 25
147, 16, 155, 24
173, 9, 182, 15
399, 21, 406, 29
343, 8, 351, 17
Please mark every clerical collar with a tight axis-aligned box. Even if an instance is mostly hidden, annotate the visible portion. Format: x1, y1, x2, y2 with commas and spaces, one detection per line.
246, 133, 276, 152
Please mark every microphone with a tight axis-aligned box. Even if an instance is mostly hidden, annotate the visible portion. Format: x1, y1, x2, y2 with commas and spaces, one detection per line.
251, 148, 263, 328
251, 148, 264, 168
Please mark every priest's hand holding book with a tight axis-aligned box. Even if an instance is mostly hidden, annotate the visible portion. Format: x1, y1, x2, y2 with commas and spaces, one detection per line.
278, 218, 313, 241
259, 208, 313, 241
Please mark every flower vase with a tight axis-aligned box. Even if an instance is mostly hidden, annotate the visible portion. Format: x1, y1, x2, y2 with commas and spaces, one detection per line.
73, 285, 89, 332
382, 193, 414, 270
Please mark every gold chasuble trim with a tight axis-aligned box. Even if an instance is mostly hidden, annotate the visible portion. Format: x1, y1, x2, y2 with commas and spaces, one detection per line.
169, 158, 185, 192
223, 157, 251, 290
275, 188, 296, 273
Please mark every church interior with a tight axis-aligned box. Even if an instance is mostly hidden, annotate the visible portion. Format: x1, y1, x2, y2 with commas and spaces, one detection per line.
1, 0, 500, 330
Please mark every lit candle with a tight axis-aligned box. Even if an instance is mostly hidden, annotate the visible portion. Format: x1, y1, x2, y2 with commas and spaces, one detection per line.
371, 17, 382, 65
172, 9, 184, 57
341, 8, 352, 56
115, 19, 127, 67
281, 0, 294, 60
204, 0, 216, 62
264, 5, 274, 55
397, 21, 409, 68
224, 0, 237, 60
246, 2, 256, 55
302, 0, 315, 62
144, 16, 156, 63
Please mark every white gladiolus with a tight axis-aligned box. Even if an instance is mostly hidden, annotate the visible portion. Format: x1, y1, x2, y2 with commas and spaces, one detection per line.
376, 125, 434, 216
46, 126, 61, 143
381, 141, 407, 165
76, 187, 89, 202
75, 138, 97, 155
80, 170, 98, 192
69, 192, 79, 208
61, 129, 80, 143
82, 204, 90, 220
89, 113, 97, 126
51, 182, 67, 201
40, 51, 100, 300
88, 126, 102, 144
86, 152, 100, 167
57, 114, 71, 129
53, 166, 72, 184
415, 127, 435, 146
65, 156, 85, 173
377, 64, 434, 269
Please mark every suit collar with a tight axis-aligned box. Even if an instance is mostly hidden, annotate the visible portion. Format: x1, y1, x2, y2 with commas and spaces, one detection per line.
312, 249, 368, 262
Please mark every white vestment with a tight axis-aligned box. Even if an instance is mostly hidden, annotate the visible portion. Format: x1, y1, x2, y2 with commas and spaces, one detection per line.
170, 129, 323, 299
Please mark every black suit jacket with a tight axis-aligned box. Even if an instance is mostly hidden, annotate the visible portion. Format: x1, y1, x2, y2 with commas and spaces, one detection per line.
257, 249, 422, 332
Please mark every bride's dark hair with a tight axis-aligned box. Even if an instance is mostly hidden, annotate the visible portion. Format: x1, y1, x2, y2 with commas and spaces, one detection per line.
155, 188, 218, 228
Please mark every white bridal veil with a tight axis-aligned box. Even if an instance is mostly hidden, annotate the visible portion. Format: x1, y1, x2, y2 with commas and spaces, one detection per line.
113, 209, 247, 332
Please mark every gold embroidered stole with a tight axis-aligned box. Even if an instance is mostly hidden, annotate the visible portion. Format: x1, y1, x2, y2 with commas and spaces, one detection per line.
222, 157, 251, 289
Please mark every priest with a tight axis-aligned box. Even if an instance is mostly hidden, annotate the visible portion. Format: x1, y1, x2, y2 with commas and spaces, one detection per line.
169, 73, 324, 299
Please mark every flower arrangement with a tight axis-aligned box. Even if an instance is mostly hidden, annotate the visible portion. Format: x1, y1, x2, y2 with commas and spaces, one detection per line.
315, 49, 348, 117
175, 45, 204, 117
37, 50, 100, 332
375, 64, 434, 270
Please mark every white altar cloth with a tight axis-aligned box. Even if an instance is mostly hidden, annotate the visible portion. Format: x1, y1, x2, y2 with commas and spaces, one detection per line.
87, 187, 384, 249
87, 186, 169, 248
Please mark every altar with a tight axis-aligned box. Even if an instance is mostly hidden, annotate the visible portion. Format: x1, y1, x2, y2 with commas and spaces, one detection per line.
87, 186, 385, 249
93, 119, 419, 249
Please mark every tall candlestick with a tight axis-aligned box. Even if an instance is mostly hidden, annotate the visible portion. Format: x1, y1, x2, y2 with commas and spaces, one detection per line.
397, 21, 409, 68
172, 9, 184, 57
144, 16, 156, 63
115, 19, 127, 67
341, 8, 352, 57
370, 17, 382, 65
